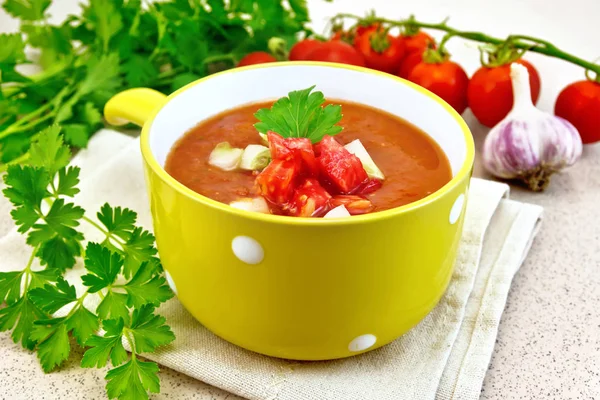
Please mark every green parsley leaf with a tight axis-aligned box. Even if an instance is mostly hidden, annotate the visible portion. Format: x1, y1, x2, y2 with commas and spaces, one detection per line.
97, 203, 137, 242
3, 165, 49, 209
83, 102, 103, 128
122, 55, 159, 88
81, 0, 123, 53
62, 124, 91, 148
2, 0, 51, 21
122, 227, 157, 278
0, 33, 26, 64
0, 296, 46, 350
97, 291, 129, 322
124, 262, 174, 309
56, 166, 81, 197
30, 321, 70, 372
29, 277, 77, 314
105, 358, 160, 400
37, 236, 81, 271
81, 318, 127, 368
27, 199, 85, 246
66, 306, 100, 347
81, 243, 123, 293
0, 271, 24, 305
29, 269, 59, 290
254, 86, 343, 143
10, 204, 40, 233
129, 304, 175, 353
28, 125, 71, 175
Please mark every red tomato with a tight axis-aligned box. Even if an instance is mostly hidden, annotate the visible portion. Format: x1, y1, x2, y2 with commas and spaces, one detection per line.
328, 195, 374, 215
256, 158, 298, 205
305, 41, 366, 67
267, 132, 319, 176
238, 52, 276, 67
398, 51, 424, 79
399, 31, 435, 54
316, 135, 368, 194
467, 59, 541, 127
555, 80, 600, 144
289, 39, 323, 61
354, 29, 405, 73
356, 23, 381, 37
289, 178, 332, 217
408, 61, 470, 114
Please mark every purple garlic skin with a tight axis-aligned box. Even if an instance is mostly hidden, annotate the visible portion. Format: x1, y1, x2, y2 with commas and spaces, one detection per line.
482, 63, 583, 191
483, 113, 583, 180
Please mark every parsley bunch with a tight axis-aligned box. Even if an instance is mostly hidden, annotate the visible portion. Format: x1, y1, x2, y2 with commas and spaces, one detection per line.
0, 0, 315, 170
0, 125, 175, 400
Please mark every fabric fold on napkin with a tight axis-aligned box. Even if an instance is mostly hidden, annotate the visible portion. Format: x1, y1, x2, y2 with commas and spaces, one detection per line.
0, 130, 543, 400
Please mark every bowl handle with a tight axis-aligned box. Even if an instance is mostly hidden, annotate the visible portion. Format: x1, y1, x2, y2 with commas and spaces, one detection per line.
104, 88, 167, 127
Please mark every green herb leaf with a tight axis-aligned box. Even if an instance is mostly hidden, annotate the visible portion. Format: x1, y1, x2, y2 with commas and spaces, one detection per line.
27, 198, 84, 246
97, 204, 137, 241
124, 262, 174, 309
129, 304, 175, 353
56, 166, 81, 197
29, 269, 59, 290
97, 291, 129, 322
81, 243, 123, 293
105, 358, 160, 400
122, 55, 159, 87
254, 86, 343, 143
81, 318, 127, 368
29, 277, 77, 314
66, 305, 100, 346
3, 165, 49, 209
0, 296, 46, 350
30, 321, 70, 372
37, 236, 81, 271
2, 0, 51, 21
122, 227, 157, 278
0, 33, 26, 64
29, 125, 71, 175
0, 271, 24, 305
10, 204, 40, 233
62, 124, 91, 148
81, 0, 123, 53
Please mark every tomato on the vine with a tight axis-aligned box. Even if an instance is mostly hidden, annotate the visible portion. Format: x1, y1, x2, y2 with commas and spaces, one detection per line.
305, 40, 366, 67
398, 51, 424, 79
354, 28, 405, 73
238, 52, 276, 67
289, 39, 323, 61
399, 31, 435, 54
555, 80, 600, 144
408, 60, 470, 114
467, 59, 541, 127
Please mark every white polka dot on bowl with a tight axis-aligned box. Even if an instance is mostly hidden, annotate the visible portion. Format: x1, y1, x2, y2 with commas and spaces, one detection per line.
232, 236, 264, 265
449, 193, 465, 225
164, 270, 178, 296
348, 334, 377, 352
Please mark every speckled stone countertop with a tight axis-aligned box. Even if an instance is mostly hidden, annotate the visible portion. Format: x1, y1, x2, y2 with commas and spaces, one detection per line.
1, 1, 599, 399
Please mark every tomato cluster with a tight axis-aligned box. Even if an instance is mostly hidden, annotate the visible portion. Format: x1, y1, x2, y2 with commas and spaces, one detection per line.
255, 132, 379, 217
237, 25, 600, 144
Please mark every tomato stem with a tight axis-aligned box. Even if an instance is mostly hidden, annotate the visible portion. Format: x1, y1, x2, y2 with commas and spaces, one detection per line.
331, 13, 600, 75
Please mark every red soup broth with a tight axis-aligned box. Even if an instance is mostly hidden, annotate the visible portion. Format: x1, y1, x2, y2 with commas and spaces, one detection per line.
165, 100, 452, 213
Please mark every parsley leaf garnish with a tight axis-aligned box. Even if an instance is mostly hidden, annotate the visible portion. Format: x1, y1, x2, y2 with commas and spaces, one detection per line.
1, 126, 176, 398
254, 85, 343, 143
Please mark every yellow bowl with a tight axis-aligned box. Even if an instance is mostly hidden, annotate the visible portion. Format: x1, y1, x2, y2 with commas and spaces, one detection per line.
104, 62, 474, 360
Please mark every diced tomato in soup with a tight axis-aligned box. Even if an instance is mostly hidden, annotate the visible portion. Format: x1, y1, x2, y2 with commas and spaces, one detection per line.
316, 135, 368, 194
289, 178, 332, 217
255, 158, 298, 205
267, 132, 319, 176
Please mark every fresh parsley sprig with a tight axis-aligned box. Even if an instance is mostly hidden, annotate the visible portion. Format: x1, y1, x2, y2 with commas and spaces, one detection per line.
0, 0, 314, 170
254, 85, 343, 143
0, 125, 175, 400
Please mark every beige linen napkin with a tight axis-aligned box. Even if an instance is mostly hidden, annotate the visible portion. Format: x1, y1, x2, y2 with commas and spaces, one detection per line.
0, 130, 542, 400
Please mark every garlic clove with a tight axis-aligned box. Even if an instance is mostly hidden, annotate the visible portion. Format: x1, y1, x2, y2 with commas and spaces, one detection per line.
482, 63, 582, 191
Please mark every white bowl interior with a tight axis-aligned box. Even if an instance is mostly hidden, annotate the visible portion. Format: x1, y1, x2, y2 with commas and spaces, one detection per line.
149, 64, 468, 176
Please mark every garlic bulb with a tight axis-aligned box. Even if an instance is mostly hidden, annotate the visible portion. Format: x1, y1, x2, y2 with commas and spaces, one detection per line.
482, 63, 582, 191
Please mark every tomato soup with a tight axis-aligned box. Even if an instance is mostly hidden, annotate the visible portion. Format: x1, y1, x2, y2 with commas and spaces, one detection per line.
165, 100, 452, 214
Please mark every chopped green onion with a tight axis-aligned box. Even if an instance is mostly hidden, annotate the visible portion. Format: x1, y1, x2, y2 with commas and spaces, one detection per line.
344, 139, 385, 180
208, 142, 243, 171
240, 144, 270, 170
229, 197, 270, 213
